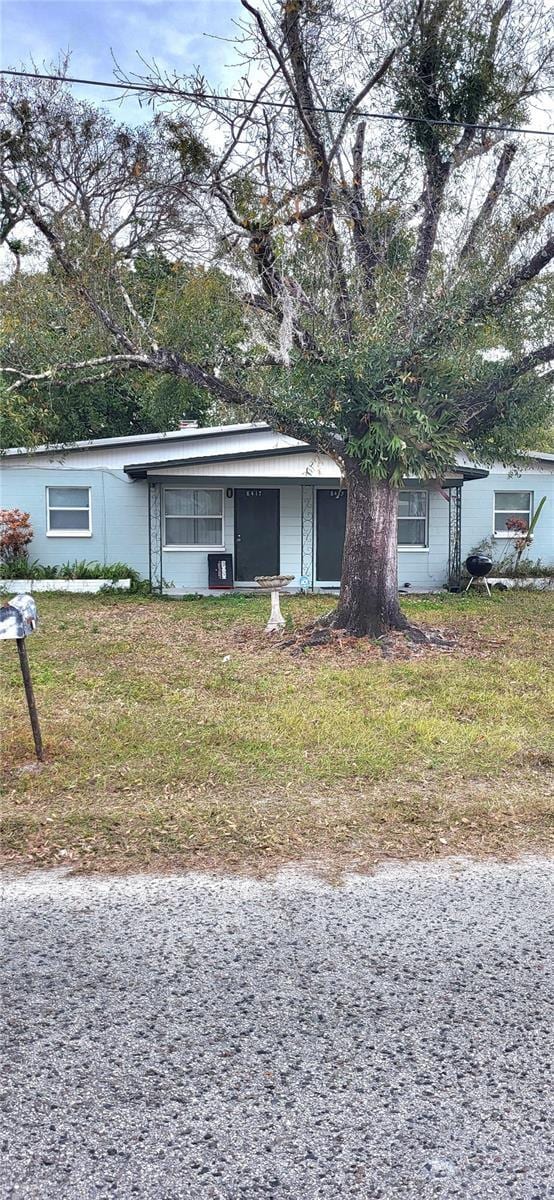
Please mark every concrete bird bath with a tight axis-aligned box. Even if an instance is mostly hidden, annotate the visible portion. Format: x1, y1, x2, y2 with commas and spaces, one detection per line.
255, 575, 294, 633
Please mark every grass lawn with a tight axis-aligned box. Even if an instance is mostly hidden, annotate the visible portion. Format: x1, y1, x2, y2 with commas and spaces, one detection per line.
1, 589, 553, 874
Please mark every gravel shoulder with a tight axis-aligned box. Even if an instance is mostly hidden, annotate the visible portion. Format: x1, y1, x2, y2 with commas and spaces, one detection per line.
1, 858, 553, 1199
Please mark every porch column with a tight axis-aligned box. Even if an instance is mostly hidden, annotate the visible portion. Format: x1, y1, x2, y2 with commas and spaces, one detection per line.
448, 483, 463, 591
148, 481, 163, 594
301, 484, 315, 590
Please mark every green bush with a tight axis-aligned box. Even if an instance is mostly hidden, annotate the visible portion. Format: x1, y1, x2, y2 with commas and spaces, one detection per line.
0, 557, 143, 583
0, 556, 45, 579
503, 558, 554, 578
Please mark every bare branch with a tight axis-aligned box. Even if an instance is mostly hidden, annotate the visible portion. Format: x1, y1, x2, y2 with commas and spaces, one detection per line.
327, 48, 397, 166
473, 234, 554, 316
1, 354, 154, 392
346, 121, 379, 307
409, 155, 450, 295
459, 142, 517, 261
117, 281, 160, 351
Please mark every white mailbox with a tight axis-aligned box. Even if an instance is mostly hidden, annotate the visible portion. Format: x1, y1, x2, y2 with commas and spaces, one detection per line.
0, 594, 43, 760
0, 593, 37, 640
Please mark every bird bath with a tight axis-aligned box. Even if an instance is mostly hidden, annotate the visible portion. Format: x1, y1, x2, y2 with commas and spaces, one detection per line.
255, 575, 294, 633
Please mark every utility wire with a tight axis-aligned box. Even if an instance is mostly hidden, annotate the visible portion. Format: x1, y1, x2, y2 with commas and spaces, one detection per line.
1, 67, 553, 137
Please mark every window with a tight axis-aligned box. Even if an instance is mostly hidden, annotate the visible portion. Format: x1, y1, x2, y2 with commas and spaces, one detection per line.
46, 486, 91, 536
494, 490, 532, 536
398, 490, 428, 547
164, 488, 224, 548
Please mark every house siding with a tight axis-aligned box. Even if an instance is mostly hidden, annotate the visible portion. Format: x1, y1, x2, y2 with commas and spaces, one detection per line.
0, 467, 150, 578
2, 446, 552, 591
159, 482, 303, 590
460, 464, 554, 567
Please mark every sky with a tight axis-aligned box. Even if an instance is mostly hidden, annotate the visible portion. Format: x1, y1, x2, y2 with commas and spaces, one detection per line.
1, 0, 245, 123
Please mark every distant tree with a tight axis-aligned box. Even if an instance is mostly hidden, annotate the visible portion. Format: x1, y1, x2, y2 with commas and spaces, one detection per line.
1, 256, 245, 445
1, 0, 553, 636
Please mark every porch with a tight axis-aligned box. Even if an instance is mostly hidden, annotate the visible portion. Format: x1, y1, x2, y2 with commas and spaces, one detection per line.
143, 476, 466, 596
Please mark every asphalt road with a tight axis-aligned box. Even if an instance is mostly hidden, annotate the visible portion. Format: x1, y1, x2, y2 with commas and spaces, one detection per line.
1, 860, 553, 1200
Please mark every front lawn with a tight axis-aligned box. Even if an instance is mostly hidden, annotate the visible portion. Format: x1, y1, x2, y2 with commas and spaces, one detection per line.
1, 590, 552, 872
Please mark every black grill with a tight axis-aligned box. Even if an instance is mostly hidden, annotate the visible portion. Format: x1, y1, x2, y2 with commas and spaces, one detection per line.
465, 554, 493, 578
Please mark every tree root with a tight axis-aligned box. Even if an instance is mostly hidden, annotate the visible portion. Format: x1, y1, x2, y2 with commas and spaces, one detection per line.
378, 625, 456, 656
280, 619, 456, 656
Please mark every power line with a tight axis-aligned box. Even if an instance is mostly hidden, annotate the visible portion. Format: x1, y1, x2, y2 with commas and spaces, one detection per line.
1, 67, 553, 137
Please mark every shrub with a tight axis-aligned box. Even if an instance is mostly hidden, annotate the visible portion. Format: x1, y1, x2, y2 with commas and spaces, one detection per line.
0, 509, 33, 564
506, 558, 554, 579
56, 560, 141, 581
0, 555, 41, 579
0, 557, 143, 583
463, 538, 554, 580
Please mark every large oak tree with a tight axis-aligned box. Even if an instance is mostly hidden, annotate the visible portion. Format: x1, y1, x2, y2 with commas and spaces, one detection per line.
1, 0, 553, 635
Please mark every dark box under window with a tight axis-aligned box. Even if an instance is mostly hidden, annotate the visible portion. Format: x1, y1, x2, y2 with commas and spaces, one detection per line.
208, 553, 234, 589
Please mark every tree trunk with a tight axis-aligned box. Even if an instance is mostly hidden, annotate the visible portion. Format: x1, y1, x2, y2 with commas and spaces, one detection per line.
331, 459, 407, 638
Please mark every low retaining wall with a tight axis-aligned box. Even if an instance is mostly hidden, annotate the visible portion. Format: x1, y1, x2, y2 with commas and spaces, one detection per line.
489, 576, 554, 591
0, 579, 131, 594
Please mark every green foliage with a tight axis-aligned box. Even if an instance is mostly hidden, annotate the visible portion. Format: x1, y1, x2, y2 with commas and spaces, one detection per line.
0, 3, 552, 494
161, 119, 212, 175
395, 0, 528, 155
0, 558, 142, 581
0, 554, 40, 578
0, 256, 246, 448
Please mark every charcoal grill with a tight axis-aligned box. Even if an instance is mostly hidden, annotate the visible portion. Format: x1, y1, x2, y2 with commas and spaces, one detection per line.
464, 554, 493, 597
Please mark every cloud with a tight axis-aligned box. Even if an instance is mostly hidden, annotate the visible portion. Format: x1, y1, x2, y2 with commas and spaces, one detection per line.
2, 0, 245, 123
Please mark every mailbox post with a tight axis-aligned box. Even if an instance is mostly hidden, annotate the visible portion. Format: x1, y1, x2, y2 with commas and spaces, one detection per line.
0, 594, 44, 762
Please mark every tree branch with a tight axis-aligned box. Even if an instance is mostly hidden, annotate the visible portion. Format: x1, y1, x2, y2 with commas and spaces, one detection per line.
408, 154, 450, 296
1, 354, 155, 393
345, 121, 379, 308
459, 142, 517, 261
327, 49, 397, 166
458, 341, 554, 430
117, 280, 160, 351
504, 200, 554, 254
471, 234, 554, 317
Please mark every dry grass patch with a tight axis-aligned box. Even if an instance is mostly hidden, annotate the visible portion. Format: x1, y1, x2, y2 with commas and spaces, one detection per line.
1, 589, 553, 873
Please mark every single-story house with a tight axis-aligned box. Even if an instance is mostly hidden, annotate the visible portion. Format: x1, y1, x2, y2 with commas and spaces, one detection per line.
1, 423, 552, 592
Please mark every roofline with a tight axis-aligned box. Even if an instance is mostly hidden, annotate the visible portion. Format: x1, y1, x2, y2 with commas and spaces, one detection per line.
125, 445, 313, 477
2, 422, 268, 457
125, 445, 488, 482
458, 467, 489, 480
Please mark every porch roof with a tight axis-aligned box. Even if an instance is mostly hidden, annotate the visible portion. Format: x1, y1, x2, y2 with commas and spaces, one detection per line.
124, 443, 488, 483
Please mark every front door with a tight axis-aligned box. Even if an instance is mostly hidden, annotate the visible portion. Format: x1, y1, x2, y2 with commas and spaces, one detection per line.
316, 488, 347, 581
234, 488, 280, 581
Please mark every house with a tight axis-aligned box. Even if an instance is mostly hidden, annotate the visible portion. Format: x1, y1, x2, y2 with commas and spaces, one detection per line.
1, 423, 552, 592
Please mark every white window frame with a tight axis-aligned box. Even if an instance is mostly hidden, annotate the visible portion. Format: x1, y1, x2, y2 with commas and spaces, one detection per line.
493, 490, 533, 538
397, 489, 429, 550
163, 486, 225, 551
46, 485, 92, 537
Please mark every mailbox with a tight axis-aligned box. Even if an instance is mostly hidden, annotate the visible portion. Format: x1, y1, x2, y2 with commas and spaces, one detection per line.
0, 593, 37, 640
0, 593, 43, 761
208, 553, 234, 590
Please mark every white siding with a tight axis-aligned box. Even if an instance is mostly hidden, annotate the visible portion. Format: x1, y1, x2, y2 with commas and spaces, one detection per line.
154, 452, 340, 479
2, 428, 304, 471
280, 486, 302, 578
